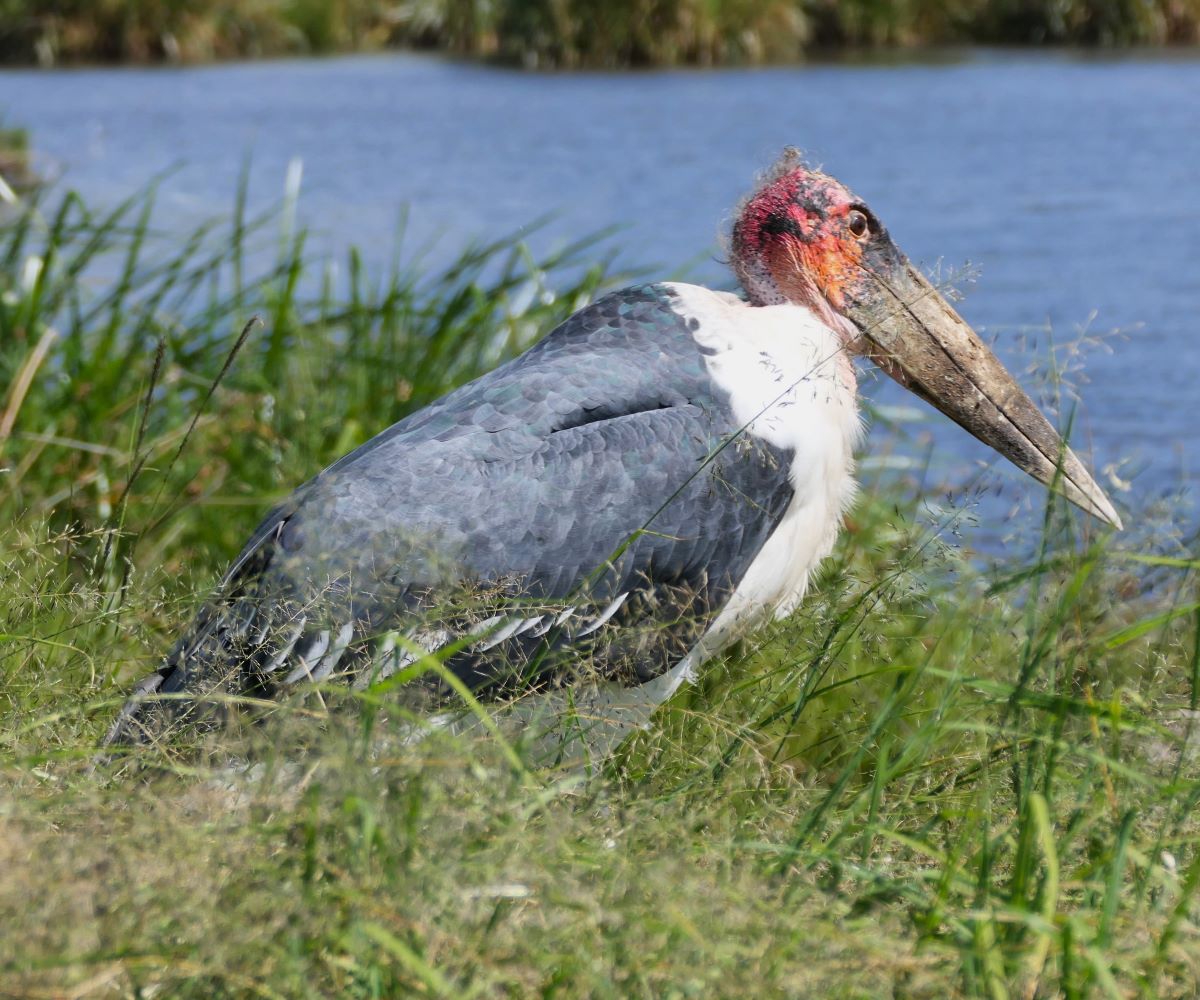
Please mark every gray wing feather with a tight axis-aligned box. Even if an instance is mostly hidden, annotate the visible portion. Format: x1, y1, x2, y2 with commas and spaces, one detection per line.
104, 284, 794, 745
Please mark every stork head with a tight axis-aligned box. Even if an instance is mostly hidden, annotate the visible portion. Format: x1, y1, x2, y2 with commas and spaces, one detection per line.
731, 149, 1121, 529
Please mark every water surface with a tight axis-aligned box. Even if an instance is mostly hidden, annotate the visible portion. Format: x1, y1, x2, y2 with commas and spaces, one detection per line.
3, 51, 1198, 534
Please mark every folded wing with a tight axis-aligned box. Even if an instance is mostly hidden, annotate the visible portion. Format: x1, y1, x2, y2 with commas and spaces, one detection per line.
104, 284, 797, 748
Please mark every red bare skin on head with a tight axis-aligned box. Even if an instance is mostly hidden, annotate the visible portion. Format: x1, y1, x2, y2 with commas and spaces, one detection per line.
734, 172, 805, 253
732, 165, 866, 322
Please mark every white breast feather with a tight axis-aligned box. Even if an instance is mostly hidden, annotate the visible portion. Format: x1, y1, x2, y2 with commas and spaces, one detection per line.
664, 281, 863, 649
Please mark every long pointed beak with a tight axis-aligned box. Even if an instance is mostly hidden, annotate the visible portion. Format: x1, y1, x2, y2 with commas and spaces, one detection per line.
848, 261, 1122, 530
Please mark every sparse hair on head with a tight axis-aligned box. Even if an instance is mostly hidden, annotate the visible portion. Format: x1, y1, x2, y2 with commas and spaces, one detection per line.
734, 148, 811, 222
724, 147, 813, 259
759, 146, 808, 188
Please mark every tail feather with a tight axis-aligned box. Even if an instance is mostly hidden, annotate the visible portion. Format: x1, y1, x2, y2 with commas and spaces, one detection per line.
100, 594, 309, 751
100, 566, 718, 755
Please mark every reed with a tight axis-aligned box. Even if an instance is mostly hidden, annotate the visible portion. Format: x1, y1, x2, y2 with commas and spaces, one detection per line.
1, 180, 1198, 997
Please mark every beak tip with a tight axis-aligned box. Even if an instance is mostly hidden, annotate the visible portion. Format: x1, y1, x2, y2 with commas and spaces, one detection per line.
1060, 448, 1123, 531
1076, 478, 1122, 531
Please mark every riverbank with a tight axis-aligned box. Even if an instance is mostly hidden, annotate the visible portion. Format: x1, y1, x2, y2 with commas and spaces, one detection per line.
1, 181, 1198, 997
2, 0, 1199, 67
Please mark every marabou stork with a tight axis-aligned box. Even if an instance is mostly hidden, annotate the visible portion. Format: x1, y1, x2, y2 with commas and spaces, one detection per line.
103, 150, 1121, 758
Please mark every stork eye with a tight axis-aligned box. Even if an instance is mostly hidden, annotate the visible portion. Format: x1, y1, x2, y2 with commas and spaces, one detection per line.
847, 210, 870, 240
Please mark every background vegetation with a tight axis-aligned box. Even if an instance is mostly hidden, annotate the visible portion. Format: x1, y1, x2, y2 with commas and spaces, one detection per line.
0, 170, 1198, 996
0, 0, 1198, 67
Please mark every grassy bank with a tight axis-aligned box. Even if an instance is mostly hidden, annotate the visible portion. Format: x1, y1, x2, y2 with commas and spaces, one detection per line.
1, 181, 1199, 997
1, 0, 1199, 67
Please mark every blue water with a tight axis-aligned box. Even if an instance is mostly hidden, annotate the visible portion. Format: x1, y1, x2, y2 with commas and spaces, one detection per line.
3, 50, 1198, 535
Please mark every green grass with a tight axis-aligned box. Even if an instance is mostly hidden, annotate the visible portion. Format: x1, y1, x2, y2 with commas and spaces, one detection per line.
1, 179, 1199, 997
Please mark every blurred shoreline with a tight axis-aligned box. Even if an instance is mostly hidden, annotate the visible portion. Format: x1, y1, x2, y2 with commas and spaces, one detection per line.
2, 0, 1199, 70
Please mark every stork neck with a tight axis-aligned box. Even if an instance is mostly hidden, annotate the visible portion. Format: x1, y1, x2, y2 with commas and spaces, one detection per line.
737, 260, 859, 355
738, 260, 788, 307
